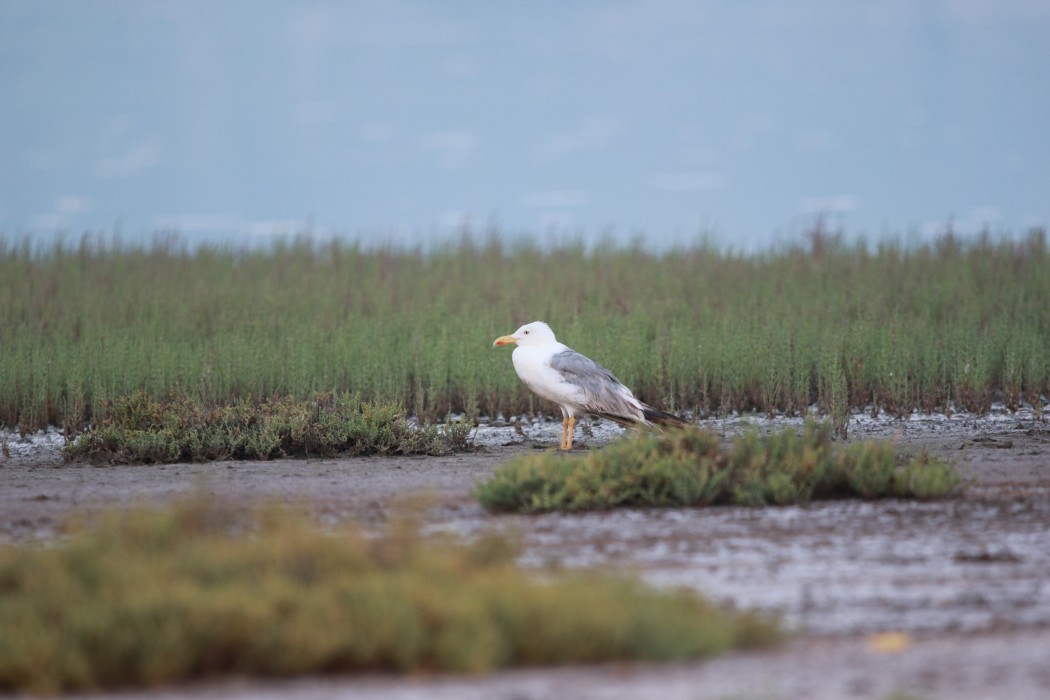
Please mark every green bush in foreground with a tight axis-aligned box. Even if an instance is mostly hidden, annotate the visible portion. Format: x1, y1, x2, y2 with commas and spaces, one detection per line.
0, 500, 778, 694
474, 421, 961, 513
63, 391, 472, 464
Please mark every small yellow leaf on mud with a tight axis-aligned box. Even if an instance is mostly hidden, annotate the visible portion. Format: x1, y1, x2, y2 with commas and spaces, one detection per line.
866, 631, 912, 653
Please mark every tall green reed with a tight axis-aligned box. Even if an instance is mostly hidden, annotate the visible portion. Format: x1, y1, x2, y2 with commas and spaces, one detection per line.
1, 229, 1047, 431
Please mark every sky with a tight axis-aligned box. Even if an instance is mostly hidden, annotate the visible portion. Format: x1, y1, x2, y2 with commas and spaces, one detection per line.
2, 0, 1049, 250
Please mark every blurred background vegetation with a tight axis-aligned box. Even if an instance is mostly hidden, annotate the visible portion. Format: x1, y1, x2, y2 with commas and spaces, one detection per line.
2, 228, 1048, 432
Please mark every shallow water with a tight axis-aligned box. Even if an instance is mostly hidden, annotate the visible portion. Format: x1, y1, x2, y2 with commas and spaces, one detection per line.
470, 401, 1049, 450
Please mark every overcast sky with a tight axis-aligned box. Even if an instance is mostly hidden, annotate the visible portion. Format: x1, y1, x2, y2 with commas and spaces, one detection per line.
2, 1, 1048, 249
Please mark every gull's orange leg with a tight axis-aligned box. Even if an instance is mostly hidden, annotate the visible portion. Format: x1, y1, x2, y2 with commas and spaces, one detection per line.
560, 415, 569, 450
564, 416, 576, 450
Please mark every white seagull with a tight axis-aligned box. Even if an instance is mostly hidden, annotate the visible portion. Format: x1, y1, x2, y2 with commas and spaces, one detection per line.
493, 321, 688, 450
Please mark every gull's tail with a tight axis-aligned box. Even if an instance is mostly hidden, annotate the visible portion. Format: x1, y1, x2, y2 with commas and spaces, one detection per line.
641, 405, 690, 429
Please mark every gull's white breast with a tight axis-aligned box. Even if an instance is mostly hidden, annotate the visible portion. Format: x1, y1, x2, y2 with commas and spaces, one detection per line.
511, 343, 586, 409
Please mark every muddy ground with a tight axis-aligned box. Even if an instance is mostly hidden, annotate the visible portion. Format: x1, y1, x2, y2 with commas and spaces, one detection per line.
2, 406, 1049, 699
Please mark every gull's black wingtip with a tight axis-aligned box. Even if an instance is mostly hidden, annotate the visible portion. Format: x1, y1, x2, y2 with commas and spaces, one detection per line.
642, 406, 691, 428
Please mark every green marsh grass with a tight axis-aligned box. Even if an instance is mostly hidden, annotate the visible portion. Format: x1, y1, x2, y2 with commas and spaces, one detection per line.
473, 421, 961, 513
2, 229, 1048, 431
0, 498, 778, 693
61, 391, 473, 464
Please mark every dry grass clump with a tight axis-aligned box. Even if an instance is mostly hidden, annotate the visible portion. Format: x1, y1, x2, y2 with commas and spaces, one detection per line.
0, 499, 778, 694
474, 421, 961, 513
62, 391, 473, 464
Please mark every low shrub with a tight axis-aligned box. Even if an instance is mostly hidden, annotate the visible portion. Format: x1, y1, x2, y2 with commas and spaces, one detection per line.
475, 420, 960, 512
62, 391, 473, 464
0, 499, 779, 693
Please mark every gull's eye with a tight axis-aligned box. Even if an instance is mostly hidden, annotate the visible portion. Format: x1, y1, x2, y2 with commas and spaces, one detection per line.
523, 330, 529, 335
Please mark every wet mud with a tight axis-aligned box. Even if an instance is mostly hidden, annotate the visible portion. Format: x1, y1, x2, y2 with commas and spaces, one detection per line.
2, 405, 1049, 699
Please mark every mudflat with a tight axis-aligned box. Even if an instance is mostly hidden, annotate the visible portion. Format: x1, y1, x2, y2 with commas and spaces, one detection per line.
2, 407, 1048, 700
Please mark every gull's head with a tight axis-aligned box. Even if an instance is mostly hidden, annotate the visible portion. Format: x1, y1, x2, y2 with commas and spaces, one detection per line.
493, 321, 557, 348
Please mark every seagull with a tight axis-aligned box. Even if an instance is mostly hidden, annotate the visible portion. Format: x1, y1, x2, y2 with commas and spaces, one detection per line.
493, 321, 688, 450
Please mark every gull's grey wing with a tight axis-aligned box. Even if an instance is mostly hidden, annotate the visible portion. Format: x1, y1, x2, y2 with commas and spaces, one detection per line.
549, 349, 645, 423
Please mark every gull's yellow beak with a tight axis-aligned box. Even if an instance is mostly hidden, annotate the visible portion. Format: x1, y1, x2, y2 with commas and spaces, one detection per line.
493, 334, 517, 347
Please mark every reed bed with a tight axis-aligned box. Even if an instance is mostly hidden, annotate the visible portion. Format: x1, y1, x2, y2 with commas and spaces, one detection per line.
2, 229, 1048, 431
